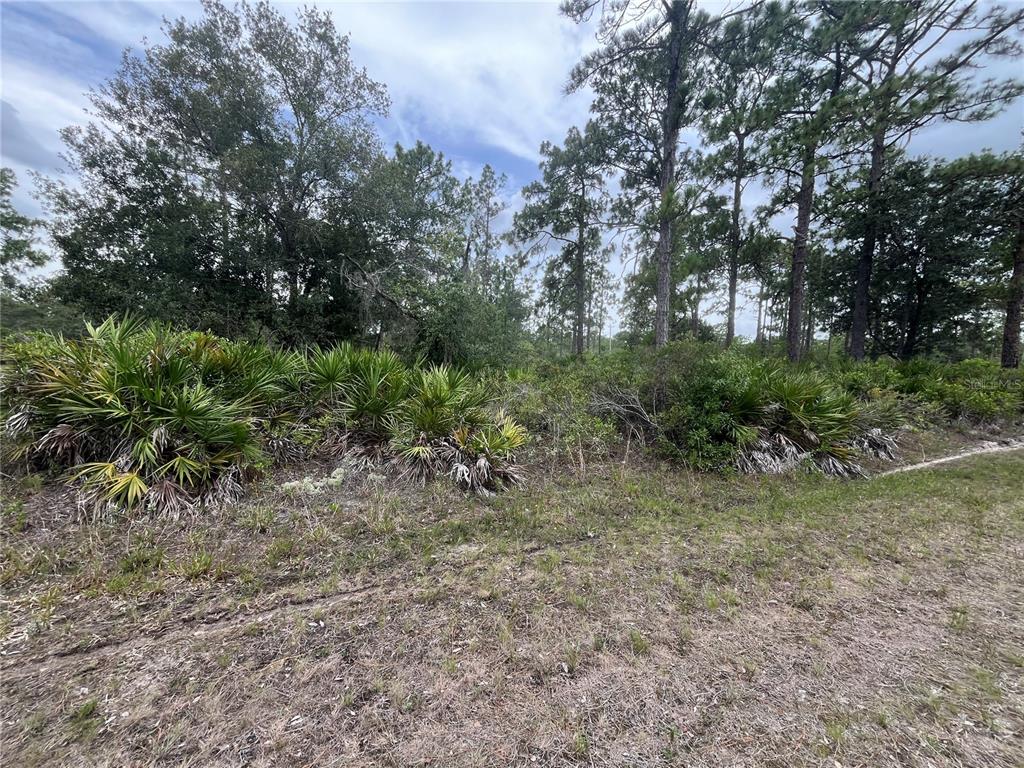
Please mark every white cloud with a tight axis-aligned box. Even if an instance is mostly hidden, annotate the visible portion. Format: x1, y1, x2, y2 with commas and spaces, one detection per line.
2, 61, 95, 156
335, 2, 595, 165
47, 1, 177, 46
1, 1, 596, 199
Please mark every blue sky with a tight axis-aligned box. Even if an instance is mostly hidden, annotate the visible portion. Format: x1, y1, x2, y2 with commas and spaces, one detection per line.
2, 1, 1022, 337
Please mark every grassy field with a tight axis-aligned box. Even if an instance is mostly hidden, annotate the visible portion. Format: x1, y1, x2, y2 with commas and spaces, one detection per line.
1, 448, 1022, 767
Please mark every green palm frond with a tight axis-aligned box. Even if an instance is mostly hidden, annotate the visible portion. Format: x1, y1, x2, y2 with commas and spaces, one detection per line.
2, 316, 530, 508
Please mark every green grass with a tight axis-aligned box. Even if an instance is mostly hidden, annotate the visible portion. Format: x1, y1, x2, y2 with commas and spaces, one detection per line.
628, 629, 651, 656
119, 545, 165, 575
180, 551, 215, 580
278, 451, 1024, 609
69, 699, 100, 740
949, 605, 970, 632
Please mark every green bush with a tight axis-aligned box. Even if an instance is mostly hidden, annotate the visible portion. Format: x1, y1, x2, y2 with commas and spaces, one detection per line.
657, 355, 750, 470
1, 317, 528, 512
828, 357, 1022, 423
923, 359, 1022, 421
500, 367, 619, 462
505, 344, 874, 475
489, 342, 1021, 477
9, 317, 1013, 507
657, 354, 863, 473
2, 318, 272, 513
388, 365, 528, 493
828, 359, 903, 399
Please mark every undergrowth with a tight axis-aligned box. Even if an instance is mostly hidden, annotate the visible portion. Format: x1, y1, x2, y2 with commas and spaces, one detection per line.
502, 342, 1022, 474
4, 322, 1020, 515
1, 318, 526, 513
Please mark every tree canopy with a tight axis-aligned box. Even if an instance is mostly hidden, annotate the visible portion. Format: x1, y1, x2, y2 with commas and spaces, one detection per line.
5, 0, 1023, 368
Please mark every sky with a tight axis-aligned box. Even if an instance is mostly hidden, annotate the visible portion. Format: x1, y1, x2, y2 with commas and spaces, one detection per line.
2, 0, 1023, 339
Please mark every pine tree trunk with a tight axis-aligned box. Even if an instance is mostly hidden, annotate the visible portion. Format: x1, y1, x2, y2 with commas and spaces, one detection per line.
1001, 218, 1024, 368
900, 272, 927, 360
787, 146, 815, 362
850, 129, 885, 360
574, 211, 586, 357
654, 1, 688, 348
726, 135, 744, 347
803, 297, 813, 355
869, 271, 883, 361
755, 284, 764, 344
690, 271, 702, 337
587, 292, 594, 353
462, 237, 472, 280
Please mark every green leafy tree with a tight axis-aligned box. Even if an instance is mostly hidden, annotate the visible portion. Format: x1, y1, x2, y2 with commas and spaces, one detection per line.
343, 142, 466, 342
0, 170, 84, 335
460, 165, 508, 285
44, 0, 388, 340
1, 168, 47, 293
818, 150, 1024, 361
1002, 190, 1024, 368
394, 159, 528, 366
620, 190, 728, 344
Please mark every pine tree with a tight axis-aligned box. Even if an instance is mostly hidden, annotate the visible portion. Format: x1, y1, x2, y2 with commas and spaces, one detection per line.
826, 0, 1024, 359
516, 124, 609, 357
564, 0, 726, 347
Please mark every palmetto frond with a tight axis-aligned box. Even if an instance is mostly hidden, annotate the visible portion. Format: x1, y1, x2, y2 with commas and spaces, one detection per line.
2, 316, 530, 510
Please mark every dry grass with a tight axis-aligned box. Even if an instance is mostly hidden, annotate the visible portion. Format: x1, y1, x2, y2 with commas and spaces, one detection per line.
1, 449, 1022, 767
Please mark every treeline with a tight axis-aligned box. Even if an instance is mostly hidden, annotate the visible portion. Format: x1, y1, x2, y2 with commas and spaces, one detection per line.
3, 2, 531, 366
1, 0, 1022, 367
559, 0, 1023, 366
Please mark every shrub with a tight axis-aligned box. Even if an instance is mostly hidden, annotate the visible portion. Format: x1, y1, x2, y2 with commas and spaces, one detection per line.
657, 355, 750, 470
2, 318, 268, 513
500, 367, 619, 462
656, 355, 865, 474
510, 345, 875, 475
1, 317, 528, 512
341, 347, 410, 437
396, 365, 490, 438
924, 359, 1022, 421
828, 357, 1023, 424
733, 364, 861, 475
827, 359, 903, 399
388, 365, 528, 492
